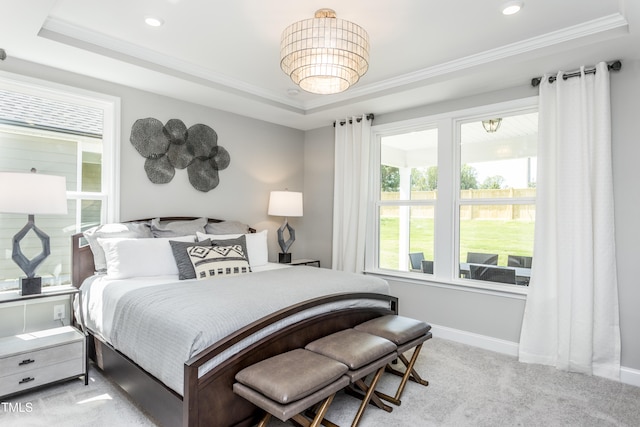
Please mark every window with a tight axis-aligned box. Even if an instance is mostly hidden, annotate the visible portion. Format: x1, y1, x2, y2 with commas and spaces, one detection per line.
458, 113, 537, 287
0, 74, 119, 291
378, 127, 438, 273
370, 98, 537, 290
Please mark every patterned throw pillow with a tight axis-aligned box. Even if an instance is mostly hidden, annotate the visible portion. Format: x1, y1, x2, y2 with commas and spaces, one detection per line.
187, 245, 252, 279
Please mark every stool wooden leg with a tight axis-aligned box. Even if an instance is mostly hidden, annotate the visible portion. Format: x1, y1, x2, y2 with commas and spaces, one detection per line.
401, 354, 429, 385
257, 412, 272, 427
352, 366, 387, 427
295, 393, 337, 427
376, 343, 428, 406
348, 380, 393, 413
311, 393, 335, 427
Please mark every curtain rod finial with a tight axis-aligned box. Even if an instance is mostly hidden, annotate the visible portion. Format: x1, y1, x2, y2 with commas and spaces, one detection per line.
609, 60, 622, 72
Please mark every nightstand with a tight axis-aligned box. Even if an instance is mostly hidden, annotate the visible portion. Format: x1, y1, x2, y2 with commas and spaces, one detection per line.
0, 286, 87, 399
289, 259, 321, 267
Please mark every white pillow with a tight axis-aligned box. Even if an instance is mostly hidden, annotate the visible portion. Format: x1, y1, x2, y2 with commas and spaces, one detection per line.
196, 230, 268, 267
83, 222, 152, 272
98, 235, 195, 279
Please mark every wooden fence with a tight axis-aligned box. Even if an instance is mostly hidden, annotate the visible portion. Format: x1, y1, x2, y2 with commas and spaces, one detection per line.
381, 188, 536, 220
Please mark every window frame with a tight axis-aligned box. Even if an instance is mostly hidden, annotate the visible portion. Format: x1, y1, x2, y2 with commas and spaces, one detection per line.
367, 97, 538, 296
0, 70, 121, 228
0, 71, 120, 289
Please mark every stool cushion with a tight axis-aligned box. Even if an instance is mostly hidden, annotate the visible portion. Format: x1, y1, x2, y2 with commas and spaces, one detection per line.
355, 315, 431, 345
305, 329, 396, 370
345, 351, 398, 382
397, 331, 433, 354
234, 376, 349, 422
235, 349, 348, 404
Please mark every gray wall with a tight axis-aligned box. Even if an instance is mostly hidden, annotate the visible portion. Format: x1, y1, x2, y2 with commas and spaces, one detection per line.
302, 126, 335, 269
610, 59, 640, 372
302, 64, 640, 371
0, 57, 306, 263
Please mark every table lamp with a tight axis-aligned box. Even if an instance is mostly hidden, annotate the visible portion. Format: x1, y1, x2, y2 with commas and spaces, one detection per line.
268, 190, 303, 263
0, 169, 68, 295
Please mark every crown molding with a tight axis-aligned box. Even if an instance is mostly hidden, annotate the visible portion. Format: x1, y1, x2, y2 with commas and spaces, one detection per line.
39, 17, 305, 111
39, 13, 628, 114
302, 13, 629, 111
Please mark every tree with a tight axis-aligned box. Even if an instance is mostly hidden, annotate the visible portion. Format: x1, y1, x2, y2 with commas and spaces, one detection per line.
481, 175, 505, 189
410, 166, 438, 191
460, 164, 478, 189
426, 166, 438, 190
381, 165, 399, 191
411, 168, 429, 191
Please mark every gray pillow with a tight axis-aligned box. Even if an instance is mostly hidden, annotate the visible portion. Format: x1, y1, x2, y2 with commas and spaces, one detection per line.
84, 222, 152, 272
204, 220, 250, 235
208, 235, 249, 266
151, 217, 207, 237
169, 239, 212, 280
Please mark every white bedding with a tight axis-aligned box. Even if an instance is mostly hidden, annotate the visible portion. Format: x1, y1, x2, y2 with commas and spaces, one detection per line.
77, 263, 390, 396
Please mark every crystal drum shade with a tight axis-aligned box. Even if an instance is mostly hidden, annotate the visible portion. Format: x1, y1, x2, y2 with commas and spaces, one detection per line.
280, 9, 370, 95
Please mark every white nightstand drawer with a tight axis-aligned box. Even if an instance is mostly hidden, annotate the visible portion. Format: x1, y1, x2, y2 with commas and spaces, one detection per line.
0, 340, 84, 376
0, 357, 84, 397
0, 291, 87, 398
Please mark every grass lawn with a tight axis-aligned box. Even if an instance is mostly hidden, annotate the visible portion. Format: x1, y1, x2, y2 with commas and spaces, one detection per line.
380, 217, 534, 270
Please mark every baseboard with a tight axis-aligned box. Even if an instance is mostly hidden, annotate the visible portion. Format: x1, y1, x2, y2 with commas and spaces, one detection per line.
429, 323, 520, 357
429, 323, 640, 388
620, 366, 640, 388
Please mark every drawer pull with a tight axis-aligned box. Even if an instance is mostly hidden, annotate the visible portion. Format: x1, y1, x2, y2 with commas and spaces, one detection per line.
19, 377, 35, 384
18, 359, 35, 366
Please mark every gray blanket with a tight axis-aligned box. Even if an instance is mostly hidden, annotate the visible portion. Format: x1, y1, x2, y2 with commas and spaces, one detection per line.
102, 267, 389, 395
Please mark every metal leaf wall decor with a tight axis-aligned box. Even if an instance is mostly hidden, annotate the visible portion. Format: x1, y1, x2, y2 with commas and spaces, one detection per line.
130, 118, 230, 192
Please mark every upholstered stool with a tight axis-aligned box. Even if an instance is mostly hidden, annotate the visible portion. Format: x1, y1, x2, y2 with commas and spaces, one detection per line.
354, 315, 432, 405
233, 349, 349, 427
305, 328, 397, 427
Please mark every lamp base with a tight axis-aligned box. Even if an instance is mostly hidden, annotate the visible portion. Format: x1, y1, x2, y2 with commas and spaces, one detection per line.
278, 253, 292, 264
20, 277, 42, 296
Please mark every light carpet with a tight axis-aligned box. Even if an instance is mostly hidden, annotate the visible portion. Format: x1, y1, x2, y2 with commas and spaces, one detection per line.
1, 338, 639, 426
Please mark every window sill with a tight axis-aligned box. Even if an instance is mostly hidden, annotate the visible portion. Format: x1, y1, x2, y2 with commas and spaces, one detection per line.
365, 268, 528, 300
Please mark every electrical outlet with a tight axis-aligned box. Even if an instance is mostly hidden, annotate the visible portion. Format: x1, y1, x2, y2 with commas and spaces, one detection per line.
53, 304, 65, 320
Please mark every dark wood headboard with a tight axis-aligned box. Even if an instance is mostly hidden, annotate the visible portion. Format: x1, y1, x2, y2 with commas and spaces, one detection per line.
71, 217, 255, 288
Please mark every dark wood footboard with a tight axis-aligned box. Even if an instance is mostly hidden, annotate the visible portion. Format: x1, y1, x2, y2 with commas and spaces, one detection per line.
86, 293, 397, 427
184, 293, 397, 427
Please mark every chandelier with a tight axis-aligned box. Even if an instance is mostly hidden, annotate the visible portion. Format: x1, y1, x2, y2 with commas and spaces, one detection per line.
280, 9, 370, 95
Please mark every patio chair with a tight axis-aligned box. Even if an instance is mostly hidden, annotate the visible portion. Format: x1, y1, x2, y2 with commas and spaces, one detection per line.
466, 252, 499, 265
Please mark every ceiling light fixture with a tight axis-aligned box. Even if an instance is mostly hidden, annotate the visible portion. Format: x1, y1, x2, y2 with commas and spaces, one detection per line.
280, 8, 370, 95
482, 118, 502, 133
144, 16, 164, 27
502, 1, 524, 15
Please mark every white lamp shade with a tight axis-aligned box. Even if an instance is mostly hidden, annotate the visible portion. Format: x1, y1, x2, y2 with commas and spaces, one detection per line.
268, 191, 303, 217
0, 172, 68, 215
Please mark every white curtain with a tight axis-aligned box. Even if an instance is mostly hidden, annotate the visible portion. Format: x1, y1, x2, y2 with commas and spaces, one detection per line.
518, 62, 621, 380
332, 115, 372, 273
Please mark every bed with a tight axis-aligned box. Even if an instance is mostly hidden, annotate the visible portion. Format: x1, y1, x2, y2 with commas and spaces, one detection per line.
71, 217, 397, 427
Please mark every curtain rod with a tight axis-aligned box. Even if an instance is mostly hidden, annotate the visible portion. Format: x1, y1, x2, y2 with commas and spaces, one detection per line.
531, 60, 621, 87
333, 113, 374, 127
